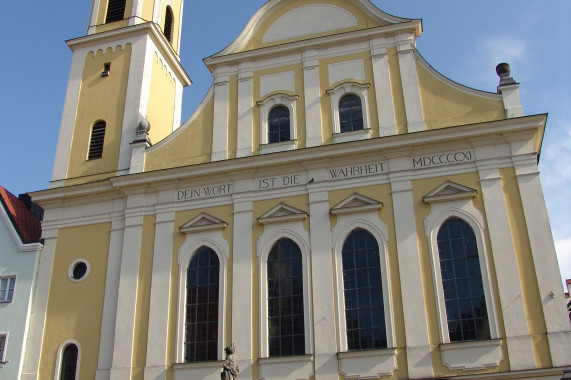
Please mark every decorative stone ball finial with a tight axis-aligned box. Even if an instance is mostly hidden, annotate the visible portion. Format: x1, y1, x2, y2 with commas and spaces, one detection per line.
496, 62, 516, 87
137, 119, 151, 136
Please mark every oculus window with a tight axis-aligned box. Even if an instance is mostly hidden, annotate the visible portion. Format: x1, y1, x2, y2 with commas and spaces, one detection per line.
185, 246, 220, 362
267, 238, 305, 357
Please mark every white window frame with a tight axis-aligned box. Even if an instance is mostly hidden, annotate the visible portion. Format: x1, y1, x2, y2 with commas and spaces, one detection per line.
257, 222, 313, 358
331, 212, 395, 352
424, 198, 499, 344
327, 82, 371, 143
176, 230, 228, 363
0, 332, 8, 364
257, 93, 299, 154
0, 275, 16, 303
54, 340, 81, 380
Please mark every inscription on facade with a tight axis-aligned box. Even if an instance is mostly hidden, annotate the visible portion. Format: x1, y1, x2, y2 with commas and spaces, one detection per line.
412, 150, 474, 169
177, 183, 234, 201
328, 162, 386, 180
258, 174, 303, 190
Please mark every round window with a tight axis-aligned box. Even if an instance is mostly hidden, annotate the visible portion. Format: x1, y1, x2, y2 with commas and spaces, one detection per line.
68, 260, 90, 282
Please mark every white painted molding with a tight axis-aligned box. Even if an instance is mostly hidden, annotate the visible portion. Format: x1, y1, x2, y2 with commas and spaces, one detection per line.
179, 213, 228, 233
257, 203, 307, 224
327, 82, 371, 138
257, 221, 313, 358
498, 84, 524, 118
54, 340, 82, 380
260, 71, 295, 98
236, 62, 254, 158
329, 60, 365, 87
338, 348, 397, 379
258, 355, 314, 380
173, 361, 222, 380
176, 230, 229, 363
422, 181, 477, 204
440, 339, 503, 370
370, 37, 397, 137
330, 193, 383, 215
396, 34, 425, 133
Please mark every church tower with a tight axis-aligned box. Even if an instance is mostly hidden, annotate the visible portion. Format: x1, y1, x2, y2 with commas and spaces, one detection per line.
50, 0, 190, 188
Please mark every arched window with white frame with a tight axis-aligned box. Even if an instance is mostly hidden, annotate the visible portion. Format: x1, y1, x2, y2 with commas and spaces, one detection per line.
257, 93, 298, 154
339, 94, 364, 133
268, 106, 291, 144
327, 82, 371, 143
55, 340, 81, 380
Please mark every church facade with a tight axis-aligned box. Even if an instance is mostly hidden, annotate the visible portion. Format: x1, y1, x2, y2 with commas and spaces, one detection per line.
24, 0, 571, 379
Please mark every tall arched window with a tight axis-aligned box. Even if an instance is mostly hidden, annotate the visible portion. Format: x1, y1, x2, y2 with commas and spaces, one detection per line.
437, 217, 490, 342
342, 229, 386, 350
185, 246, 220, 362
105, 0, 126, 23
267, 238, 304, 357
268, 106, 290, 144
59, 344, 78, 380
88, 121, 106, 160
163, 6, 174, 43
339, 94, 363, 133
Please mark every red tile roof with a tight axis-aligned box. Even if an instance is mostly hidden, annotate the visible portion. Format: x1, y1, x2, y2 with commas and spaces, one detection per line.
0, 186, 42, 244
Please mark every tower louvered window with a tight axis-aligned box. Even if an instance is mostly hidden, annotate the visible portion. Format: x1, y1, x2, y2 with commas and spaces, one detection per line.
106, 0, 126, 23
164, 6, 174, 43
88, 121, 106, 160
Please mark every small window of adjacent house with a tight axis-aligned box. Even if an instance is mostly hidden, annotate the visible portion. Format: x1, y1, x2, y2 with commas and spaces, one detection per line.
0, 334, 7, 363
106, 0, 126, 23
88, 121, 106, 160
339, 94, 363, 133
268, 106, 291, 144
0, 276, 15, 303
164, 6, 174, 43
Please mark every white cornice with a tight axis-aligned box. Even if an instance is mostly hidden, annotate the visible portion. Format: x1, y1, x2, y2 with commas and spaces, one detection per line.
204, 21, 421, 69
30, 114, 546, 204
67, 22, 191, 86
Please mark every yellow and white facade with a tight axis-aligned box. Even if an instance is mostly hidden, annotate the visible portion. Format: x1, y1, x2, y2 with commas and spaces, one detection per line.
25, 0, 571, 379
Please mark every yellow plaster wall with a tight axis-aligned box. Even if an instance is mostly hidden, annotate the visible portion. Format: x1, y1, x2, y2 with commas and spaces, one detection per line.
66, 45, 132, 185
416, 62, 505, 130
500, 167, 551, 368
144, 93, 215, 171
147, 53, 176, 145
319, 52, 379, 144
132, 215, 156, 379
252, 64, 306, 154
410, 172, 509, 376
39, 223, 110, 379
251, 0, 383, 51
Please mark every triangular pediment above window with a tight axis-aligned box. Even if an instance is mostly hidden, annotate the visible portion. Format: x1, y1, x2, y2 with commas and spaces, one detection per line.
257, 203, 307, 225
179, 213, 227, 233
331, 193, 383, 215
423, 181, 477, 204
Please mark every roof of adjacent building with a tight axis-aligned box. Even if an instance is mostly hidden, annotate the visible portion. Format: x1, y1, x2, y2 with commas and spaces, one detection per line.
0, 185, 42, 244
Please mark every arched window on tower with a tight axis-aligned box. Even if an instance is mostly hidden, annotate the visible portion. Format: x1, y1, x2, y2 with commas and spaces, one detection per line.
164, 6, 174, 43
185, 246, 220, 362
59, 344, 79, 380
88, 121, 106, 160
105, 0, 126, 23
341, 228, 387, 350
268, 106, 291, 144
437, 217, 491, 342
339, 94, 363, 133
267, 238, 305, 357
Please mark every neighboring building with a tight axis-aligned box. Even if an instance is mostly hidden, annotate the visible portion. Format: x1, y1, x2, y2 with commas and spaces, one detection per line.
0, 187, 43, 380
24, 0, 571, 379
566, 279, 571, 323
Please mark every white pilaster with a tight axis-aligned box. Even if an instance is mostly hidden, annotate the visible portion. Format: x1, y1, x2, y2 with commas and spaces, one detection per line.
388, 166, 433, 379
396, 33, 425, 133
118, 35, 155, 174
144, 193, 176, 380
109, 192, 146, 380
303, 49, 323, 148
51, 48, 90, 188
129, 139, 150, 174
232, 186, 254, 379
95, 208, 125, 380
513, 160, 571, 367
129, 0, 145, 26
370, 37, 397, 137
307, 182, 338, 379
211, 69, 231, 162
477, 166, 535, 370
20, 223, 58, 380
236, 62, 254, 158
498, 84, 524, 118
173, 80, 184, 131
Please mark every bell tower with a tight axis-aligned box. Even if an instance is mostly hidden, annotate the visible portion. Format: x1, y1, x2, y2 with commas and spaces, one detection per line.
50, 0, 190, 188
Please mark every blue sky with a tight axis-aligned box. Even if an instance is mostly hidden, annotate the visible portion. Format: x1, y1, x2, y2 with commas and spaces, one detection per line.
0, 1, 569, 284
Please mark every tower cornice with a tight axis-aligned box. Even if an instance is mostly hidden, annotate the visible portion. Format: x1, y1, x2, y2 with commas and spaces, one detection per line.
67, 22, 191, 86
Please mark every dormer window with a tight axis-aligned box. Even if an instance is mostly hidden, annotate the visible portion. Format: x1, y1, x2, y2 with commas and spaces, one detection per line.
105, 0, 126, 23
164, 6, 174, 43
